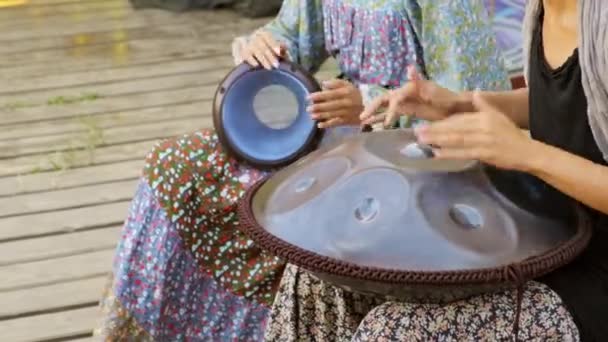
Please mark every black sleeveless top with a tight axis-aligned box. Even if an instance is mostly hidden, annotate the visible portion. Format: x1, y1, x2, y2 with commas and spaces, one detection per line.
526, 10, 608, 342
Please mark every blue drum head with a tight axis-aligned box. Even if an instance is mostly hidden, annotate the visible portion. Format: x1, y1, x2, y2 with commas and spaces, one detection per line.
213, 61, 323, 169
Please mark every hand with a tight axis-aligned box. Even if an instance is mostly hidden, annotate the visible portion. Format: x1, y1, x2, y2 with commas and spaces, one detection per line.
414, 92, 534, 171
307, 79, 364, 129
360, 67, 470, 128
240, 30, 287, 69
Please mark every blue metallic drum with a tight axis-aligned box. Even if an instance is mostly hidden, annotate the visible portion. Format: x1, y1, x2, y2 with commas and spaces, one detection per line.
213, 61, 323, 169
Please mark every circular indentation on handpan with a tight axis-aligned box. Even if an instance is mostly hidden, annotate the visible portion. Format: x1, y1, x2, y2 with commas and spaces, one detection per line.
400, 142, 433, 159
450, 204, 484, 230
419, 181, 517, 255
354, 197, 381, 223
260, 156, 351, 214
364, 129, 475, 172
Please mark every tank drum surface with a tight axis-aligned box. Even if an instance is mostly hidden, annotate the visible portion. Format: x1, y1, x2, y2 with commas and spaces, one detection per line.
238, 129, 592, 302
213, 61, 323, 169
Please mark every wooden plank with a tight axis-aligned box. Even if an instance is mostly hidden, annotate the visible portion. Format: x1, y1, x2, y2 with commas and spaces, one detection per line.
0, 306, 99, 342
0, 202, 129, 241
0, 139, 154, 176
0, 179, 138, 218
0, 99, 211, 141
0, 8, 248, 42
0, 55, 234, 94
0, 77, 220, 124
0, 227, 120, 266
0, 7, 176, 41
0, 17, 266, 55
0, 250, 114, 292
0, 3, 128, 28
25, 0, 120, 5
0, 115, 212, 159
2, 12, 253, 42
0, 160, 142, 196
0, 76, 220, 120
0, 64, 230, 109
0, 0, 116, 9
1, 7, 132, 32
0, 95, 211, 137
0, 0, 126, 21
1, 33, 244, 76
0, 21, 259, 72
2, 40, 225, 77
0, 276, 106, 320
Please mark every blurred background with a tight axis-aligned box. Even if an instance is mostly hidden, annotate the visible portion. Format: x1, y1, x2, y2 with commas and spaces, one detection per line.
0, 0, 524, 340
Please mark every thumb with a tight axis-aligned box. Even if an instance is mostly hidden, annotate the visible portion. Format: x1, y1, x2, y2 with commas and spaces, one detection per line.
471, 91, 495, 112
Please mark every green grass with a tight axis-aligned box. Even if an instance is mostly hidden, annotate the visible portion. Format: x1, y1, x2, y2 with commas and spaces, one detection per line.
4, 90, 105, 174
2, 101, 34, 110
30, 166, 44, 174
31, 114, 106, 173
78, 115, 105, 148
48, 150, 77, 171
3, 92, 102, 111
46, 92, 102, 106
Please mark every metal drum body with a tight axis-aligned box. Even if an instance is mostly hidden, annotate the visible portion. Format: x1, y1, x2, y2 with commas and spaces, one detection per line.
238, 129, 592, 303
213, 61, 323, 169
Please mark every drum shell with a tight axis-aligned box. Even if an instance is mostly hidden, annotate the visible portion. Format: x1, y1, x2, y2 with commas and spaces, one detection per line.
213, 61, 324, 170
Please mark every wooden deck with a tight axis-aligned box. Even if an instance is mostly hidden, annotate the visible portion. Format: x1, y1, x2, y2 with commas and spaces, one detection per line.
0, 1, 277, 340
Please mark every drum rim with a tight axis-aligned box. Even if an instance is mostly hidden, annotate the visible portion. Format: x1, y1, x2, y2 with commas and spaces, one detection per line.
237, 177, 593, 286
212, 60, 324, 170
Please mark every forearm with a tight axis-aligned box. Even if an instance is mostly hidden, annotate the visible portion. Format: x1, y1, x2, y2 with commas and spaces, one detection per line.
457, 88, 530, 128
525, 140, 608, 214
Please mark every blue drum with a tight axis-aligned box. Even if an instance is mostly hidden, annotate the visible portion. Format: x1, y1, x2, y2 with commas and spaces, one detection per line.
213, 61, 323, 169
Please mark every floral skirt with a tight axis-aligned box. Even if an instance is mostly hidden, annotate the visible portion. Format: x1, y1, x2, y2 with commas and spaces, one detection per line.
97, 129, 285, 341
96, 128, 580, 341
265, 264, 580, 342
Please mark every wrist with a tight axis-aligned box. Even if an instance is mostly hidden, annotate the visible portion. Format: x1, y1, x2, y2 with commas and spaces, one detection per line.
519, 139, 552, 174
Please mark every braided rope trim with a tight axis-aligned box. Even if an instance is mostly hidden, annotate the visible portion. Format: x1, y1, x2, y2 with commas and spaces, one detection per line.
238, 178, 593, 286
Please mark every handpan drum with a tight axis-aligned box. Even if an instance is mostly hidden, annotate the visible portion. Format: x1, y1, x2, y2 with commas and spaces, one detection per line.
238, 129, 592, 303
213, 60, 323, 169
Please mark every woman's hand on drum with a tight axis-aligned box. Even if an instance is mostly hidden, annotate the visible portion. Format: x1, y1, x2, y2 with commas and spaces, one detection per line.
360, 67, 471, 128
307, 79, 364, 129
240, 30, 287, 70
414, 92, 533, 171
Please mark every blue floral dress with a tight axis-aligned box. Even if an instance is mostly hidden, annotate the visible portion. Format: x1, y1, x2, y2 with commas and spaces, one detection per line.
96, 0, 550, 341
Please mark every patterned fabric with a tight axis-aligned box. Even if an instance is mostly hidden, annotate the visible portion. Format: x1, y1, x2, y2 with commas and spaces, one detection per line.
97, 274, 153, 341
483, 0, 526, 73
142, 130, 282, 306
264, 264, 385, 341
98, 174, 272, 341
352, 282, 579, 341
99, 0, 511, 340
265, 265, 580, 341
265, 0, 510, 91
